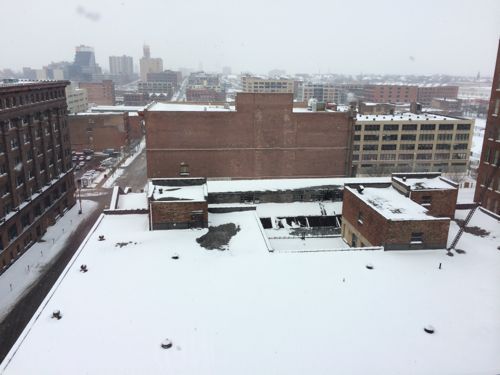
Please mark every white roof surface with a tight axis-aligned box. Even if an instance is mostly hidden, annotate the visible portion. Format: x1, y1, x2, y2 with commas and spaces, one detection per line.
347, 186, 442, 221
2, 208, 500, 374
148, 103, 235, 112
393, 176, 456, 190
207, 177, 390, 193
89, 105, 145, 112
356, 112, 471, 122
148, 181, 206, 201
116, 192, 148, 210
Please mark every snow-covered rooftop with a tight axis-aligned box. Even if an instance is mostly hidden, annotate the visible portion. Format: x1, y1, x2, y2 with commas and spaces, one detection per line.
393, 176, 456, 191
89, 105, 145, 113
207, 177, 391, 193
147, 103, 235, 112
2, 207, 500, 374
148, 180, 207, 202
347, 186, 443, 221
116, 192, 148, 210
356, 112, 471, 122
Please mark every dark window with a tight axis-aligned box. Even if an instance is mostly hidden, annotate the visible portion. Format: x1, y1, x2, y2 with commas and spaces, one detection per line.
8, 224, 18, 241
418, 144, 433, 150
354, 125, 361, 131
353, 135, 361, 141
382, 134, 398, 141
402, 124, 417, 131
421, 196, 432, 204
364, 134, 379, 141
381, 144, 397, 150
364, 124, 380, 131
363, 144, 378, 151
411, 232, 423, 243
420, 124, 436, 131
419, 134, 434, 141
457, 124, 471, 130
383, 124, 399, 131
436, 144, 451, 150
401, 134, 416, 141
453, 143, 468, 150
400, 144, 415, 150
438, 124, 454, 130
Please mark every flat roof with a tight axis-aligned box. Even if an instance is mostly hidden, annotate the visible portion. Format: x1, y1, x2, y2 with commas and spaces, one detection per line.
393, 176, 456, 191
2, 208, 499, 374
346, 186, 443, 221
148, 181, 206, 202
148, 102, 235, 112
89, 105, 145, 113
207, 177, 391, 194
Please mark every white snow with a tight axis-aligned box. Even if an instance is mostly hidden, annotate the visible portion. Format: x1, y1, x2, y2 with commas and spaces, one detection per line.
393, 176, 456, 190
356, 113, 472, 122
1, 208, 500, 374
148, 182, 206, 202
116, 193, 148, 210
148, 103, 234, 112
207, 176, 390, 193
255, 201, 342, 217
121, 138, 145, 168
457, 187, 476, 204
0, 200, 98, 321
347, 186, 444, 221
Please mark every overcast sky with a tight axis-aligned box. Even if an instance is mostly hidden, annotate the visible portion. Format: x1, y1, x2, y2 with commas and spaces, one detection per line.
1, 0, 499, 76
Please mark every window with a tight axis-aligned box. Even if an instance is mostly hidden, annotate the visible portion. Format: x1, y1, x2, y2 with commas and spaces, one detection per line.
436, 144, 451, 150
416, 154, 432, 160
402, 124, 417, 131
10, 138, 19, 149
419, 134, 434, 141
455, 133, 469, 141
438, 133, 453, 141
453, 143, 468, 150
362, 154, 377, 160
438, 124, 454, 130
354, 125, 361, 131
401, 134, 416, 141
358, 211, 364, 225
494, 99, 499, 115
420, 124, 436, 131
383, 124, 399, 131
435, 153, 450, 160
364, 134, 379, 141
453, 153, 467, 160
410, 232, 423, 243
399, 154, 414, 160
381, 144, 397, 150
354, 135, 361, 141
380, 154, 396, 160
382, 134, 398, 141
364, 124, 380, 131
179, 162, 190, 176
363, 144, 378, 151
352, 154, 359, 160
400, 144, 415, 150
8, 224, 18, 241
418, 144, 433, 150
353, 144, 360, 151
421, 196, 432, 204
457, 124, 471, 131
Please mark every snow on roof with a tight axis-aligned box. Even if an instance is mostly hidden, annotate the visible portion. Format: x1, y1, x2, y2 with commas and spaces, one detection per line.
209, 201, 343, 218
207, 177, 391, 194
147, 102, 235, 112
116, 193, 148, 210
3, 209, 500, 374
393, 176, 456, 191
347, 186, 442, 221
89, 105, 145, 113
148, 181, 206, 202
355, 112, 471, 122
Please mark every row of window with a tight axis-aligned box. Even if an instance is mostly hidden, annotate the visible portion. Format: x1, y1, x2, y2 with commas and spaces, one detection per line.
0, 89, 65, 110
353, 153, 467, 161
355, 133, 469, 142
355, 123, 471, 132
357, 143, 468, 151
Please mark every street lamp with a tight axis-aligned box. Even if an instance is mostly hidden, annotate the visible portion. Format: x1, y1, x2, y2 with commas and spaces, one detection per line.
77, 178, 82, 214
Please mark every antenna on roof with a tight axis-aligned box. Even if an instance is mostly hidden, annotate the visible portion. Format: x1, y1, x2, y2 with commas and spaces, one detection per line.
357, 185, 364, 194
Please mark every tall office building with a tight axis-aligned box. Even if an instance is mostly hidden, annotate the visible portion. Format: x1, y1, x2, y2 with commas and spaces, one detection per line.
474, 39, 500, 214
69, 45, 102, 82
139, 45, 163, 81
0, 80, 76, 271
109, 55, 134, 76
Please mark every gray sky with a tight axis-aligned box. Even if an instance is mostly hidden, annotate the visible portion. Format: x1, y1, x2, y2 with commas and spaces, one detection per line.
1, 0, 499, 76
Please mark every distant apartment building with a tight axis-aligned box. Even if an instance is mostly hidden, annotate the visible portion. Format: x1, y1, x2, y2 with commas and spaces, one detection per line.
109, 55, 134, 76
241, 75, 294, 94
301, 83, 345, 104
68, 112, 131, 152
429, 98, 463, 116
358, 102, 395, 115
362, 84, 418, 104
352, 113, 474, 176
0, 80, 76, 271
78, 80, 115, 106
139, 45, 163, 81
138, 81, 173, 96
65, 83, 88, 114
144, 93, 355, 179
123, 92, 149, 106
474, 40, 500, 214
186, 72, 225, 102
417, 85, 459, 106
146, 70, 182, 87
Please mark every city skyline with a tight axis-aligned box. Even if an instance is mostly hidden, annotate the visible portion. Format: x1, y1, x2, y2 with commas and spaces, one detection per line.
1, 0, 499, 76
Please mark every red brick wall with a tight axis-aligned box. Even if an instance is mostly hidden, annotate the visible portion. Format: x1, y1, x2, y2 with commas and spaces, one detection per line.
145, 93, 354, 178
127, 115, 143, 142
150, 201, 208, 229
410, 189, 458, 218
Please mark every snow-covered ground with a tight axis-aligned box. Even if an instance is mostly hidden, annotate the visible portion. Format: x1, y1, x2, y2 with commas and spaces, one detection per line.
457, 187, 476, 204
0, 200, 98, 321
121, 139, 145, 168
1, 209, 499, 374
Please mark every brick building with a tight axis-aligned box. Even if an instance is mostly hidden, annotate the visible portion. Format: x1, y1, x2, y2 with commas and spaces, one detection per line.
148, 178, 208, 230
430, 98, 463, 116
144, 93, 356, 179
0, 80, 76, 271
79, 80, 115, 106
146, 70, 182, 87
363, 84, 418, 104
358, 102, 395, 115
68, 112, 133, 152
417, 84, 459, 106
341, 182, 450, 250
186, 72, 226, 102
474, 39, 500, 214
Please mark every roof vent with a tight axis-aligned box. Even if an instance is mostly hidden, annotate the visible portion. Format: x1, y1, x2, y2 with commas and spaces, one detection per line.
158, 188, 163, 194
98, 235, 105, 241
80, 264, 88, 273
402, 176, 407, 182
424, 325, 435, 334
52, 310, 62, 320
357, 185, 364, 194
366, 263, 374, 270
171, 253, 179, 260
161, 339, 173, 349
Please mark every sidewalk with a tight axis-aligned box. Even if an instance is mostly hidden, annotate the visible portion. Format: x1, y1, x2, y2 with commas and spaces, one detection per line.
0, 200, 98, 321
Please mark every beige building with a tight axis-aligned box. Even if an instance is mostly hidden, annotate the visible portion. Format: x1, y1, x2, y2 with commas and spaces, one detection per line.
65, 83, 88, 113
353, 113, 474, 176
301, 83, 344, 104
241, 75, 294, 94
139, 45, 163, 81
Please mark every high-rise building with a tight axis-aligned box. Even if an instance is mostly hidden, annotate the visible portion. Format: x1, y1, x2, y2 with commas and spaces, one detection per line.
139, 45, 163, 81
68, 45, 102, 82
109, 55, 134, 76
0, 80, 76, 271
474, 40, 500, 214
78, 80, 115, 106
